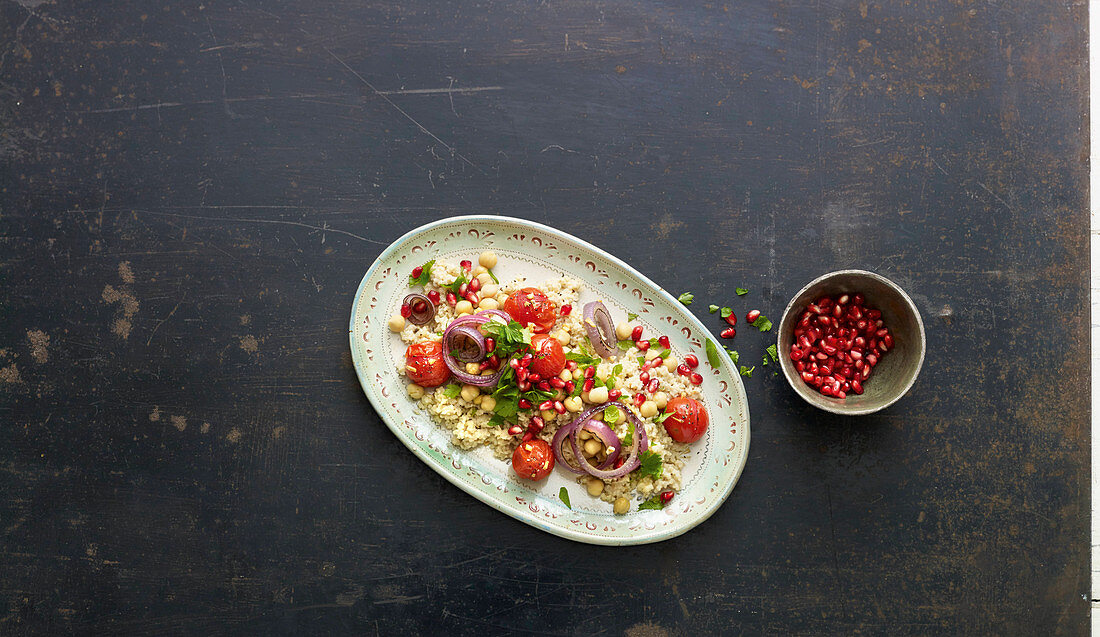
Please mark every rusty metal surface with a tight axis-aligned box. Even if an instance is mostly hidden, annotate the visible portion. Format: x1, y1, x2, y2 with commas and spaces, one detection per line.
0, 0, 1089, 633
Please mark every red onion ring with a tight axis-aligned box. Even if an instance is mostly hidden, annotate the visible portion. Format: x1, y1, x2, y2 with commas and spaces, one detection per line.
582, 301, 617, 358
403, 293, 436, 325
447, 324, 487, 362
441, 311, 507, 386
552, 401, 649, 480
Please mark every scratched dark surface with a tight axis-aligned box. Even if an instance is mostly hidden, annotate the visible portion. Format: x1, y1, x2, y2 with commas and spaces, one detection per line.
0, 0, 1089, 634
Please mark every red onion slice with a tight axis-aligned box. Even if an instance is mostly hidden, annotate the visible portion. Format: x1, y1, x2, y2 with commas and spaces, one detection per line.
447, 324, 487, 362
582, 301, 617, 358
403, 293, 436, 325
441, 312, 506, 386
553, 401, 649, 481
551, 419, 586, 474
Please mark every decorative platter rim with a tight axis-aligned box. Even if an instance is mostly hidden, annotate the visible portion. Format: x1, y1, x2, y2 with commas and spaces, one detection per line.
349, 215, 750, 545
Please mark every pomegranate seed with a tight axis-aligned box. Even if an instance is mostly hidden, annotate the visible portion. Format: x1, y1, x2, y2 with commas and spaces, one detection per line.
564, 381, 575, 394
459, 282, 468, 296
801, 371, 815, 383
561, 304, 572, 316
817, 315, 831, 325
631, 325, 643, 341
720, 327, 736, 338
851, 379, 864, 394
684, 354, 699, 369
521, 431, 534, 442
468, 277, 481, 293
850, 350, 862, 360
658, 335, 671, 349
820, 385, 833, 397
484, 337, 496, 353
646, 378, 660, 393
565, 360, 578, 371
518, 380, 531, 391
853, 293, 864, 305
861, 366, 871, 379
652, 356, 663, 368
527, 373, 541, 383
509, 358, 520, 370
677, 364, 691, 376
849, 306, 862, 320
537, 380, 552, 392
400, 304, 412, 318
516, 368, 528, 382
508, 425, 522, 435
427, 290, 440, 304
614, 457, 625, 469
584, 366, 596, 379
808, 304, 823, 315
837, 294, 849, 305
867, 309, 880, 320
689, 372, 703, 386
799, 335, 813, 350
550, 377, 566, 389
746, 309, 761, 324
411, 265, 423, 278
660, 490, 674, 504
608, 389, 621, 400
446, 292, 457, 306
583, 378, 595, 393
520, 353, 533, 367
639, 371, 651, 384
821, 344, 837, 356
530, 415, 545, 430
795, 361, 806, 372
553, 401, 565, 414
725, 313, 738, 327
634, 393, 646, 407
790, 347, 805, 361
460, 260, 472, 271
882, 334, 894, 349
832, 304, 843, 318
487, 355, 500, 368
465, 292, 480, 305
518, 398, 533, 409
636, 340, 650, 351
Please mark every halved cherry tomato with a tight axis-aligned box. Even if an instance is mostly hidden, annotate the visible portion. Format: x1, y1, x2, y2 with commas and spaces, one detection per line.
512, 439, 555, 480
405, 341, 450, 387
662, 397, 709, 443
528, 333, 565, 379
503, 287, 556, 333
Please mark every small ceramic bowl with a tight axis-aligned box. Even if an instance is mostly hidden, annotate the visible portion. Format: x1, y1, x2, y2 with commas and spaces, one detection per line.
777, 270, 925, 415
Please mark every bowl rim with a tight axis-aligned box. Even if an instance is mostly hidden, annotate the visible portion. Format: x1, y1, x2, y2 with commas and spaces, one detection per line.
776, 269, 926, 415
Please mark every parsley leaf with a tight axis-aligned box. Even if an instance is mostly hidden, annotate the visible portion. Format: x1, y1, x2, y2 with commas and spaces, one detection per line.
677, 292, 694, 306
627, 312, 638, 321
766, 344, 779, 362
739, 365, 755, 378
617, 339, 635, 351
604, 404, 621, 425
705, 340, 721, 368
446, 273, 468, 295
443, 383, 462, 398
638, 495, 665, 511
736, 287, 748, 296
622, 423, 634, 447
720, 307, 732, 319
559, 487, 571, 510
659, 348, 671, 359
409, 260, 435, 286
636, 451, 663, 480
565, 351, 599, 366
655, 411, 673, 423
487, 268, 499, 284
752, 315, 773, 332
708, 305, 719, 314
726, 347, 739, 364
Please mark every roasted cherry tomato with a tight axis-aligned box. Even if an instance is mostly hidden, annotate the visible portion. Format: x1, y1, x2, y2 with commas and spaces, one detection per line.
503, 287, 556, 333
405, 340, 450, 387
528, 333, 566, 379
662, 397, 709, 443
512, 439, 555, 480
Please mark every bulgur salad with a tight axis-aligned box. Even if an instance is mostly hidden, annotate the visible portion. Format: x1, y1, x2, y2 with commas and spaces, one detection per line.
388, 251, 711, 514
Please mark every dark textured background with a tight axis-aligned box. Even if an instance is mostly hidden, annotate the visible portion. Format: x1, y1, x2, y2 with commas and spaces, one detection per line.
0, 0, 1089, 634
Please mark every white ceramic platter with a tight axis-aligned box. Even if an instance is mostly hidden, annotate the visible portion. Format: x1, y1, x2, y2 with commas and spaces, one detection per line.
349, 216, 750, 545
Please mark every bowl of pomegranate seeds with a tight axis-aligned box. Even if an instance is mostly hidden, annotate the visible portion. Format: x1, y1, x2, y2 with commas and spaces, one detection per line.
777, 270, 925, 415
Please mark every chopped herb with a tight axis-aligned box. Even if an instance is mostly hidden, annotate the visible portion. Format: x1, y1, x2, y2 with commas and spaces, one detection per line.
637, 356, 646, 366
446, 273, 469, 295
659, 348, 671, 359
677, 292, 694, 306
736, 287, 749, 296
739, 365, 755, 378
559, 487, 571, 510
617, 339, 635, 351
638, 495, 665, 511
622, 423, 634, 447
409, 260, 435, 286
655, 410, 673, 423
766, 344, 779, 362
752, 315, 773, 332
565, 351, 600, 366
720, 307, 732, 319
443, 383, 462, 398
705, 340, 722, 368
604, 377, 615, 390
487, 268, 500, 284
726, 348, 739, 364
604, 405, 621, 425
613, 364, 623, 376
482, 319, 532, 360
627, 312, 639, 321
708, 305, 720, 314
636, 451, 663, 480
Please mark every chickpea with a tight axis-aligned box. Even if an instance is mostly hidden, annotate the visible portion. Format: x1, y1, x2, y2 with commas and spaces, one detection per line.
615, 321, 633, 341
460, 385, 480, 402
481, 283, 499, 298
497, 294, 508, 307
663, 356, 678, 372
478, 251, 498, 269
572, 369, 583, 381
388, 314, 406, 332
613, 497, 630, 514
583, 439, 603, 456
478, 298, 499, 310
578, 429, 592, 440
559, 369, 573, 382
474, 267, 489, 278
480, 396, 496, 412
640, 400, 659, 418
645, 348, 660, 360
653, 391, 669, 409
464, 362, 480, 375
553, 331, 571, 347
455, 300, 473, 314
406, 383, 425, 400
472, 394, 484, 405
588, 386, 609, 404
580, 392, 590, 403
586, 478, 605, 497
590, 410, 603, 421
564, 396, 583, 412
541, 409, 556, 421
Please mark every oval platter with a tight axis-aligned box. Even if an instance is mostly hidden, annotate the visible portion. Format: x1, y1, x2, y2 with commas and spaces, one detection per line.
349, 215, 750, 545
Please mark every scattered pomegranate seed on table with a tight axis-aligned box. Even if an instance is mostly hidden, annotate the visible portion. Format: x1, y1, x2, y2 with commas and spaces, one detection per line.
720, 327, 736, 338
746, 309, 761, 324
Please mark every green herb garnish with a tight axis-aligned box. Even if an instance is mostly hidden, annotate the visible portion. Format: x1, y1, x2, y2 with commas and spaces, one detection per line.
726, 347, 739, 364
708, 305, 719, 313
677, 292, 694, 306
617, 339, 635, 351
622, 423, 634, 447
720, 307, 732, 319
604, 404, 621, 425
736, 287, 748, 296
627, 312, 639, 321
739, 365, 755, 378
559, 487, 571, 509
409, 260, 435, 286
446, 273, 469, 295
752, 315, 773, 332
443, 383, 462, 398
705, 340, 722, 368
487, 268, 499, 284
766, 344, 778, 361
636, 451, 663, 480
638, 495, 665, 511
